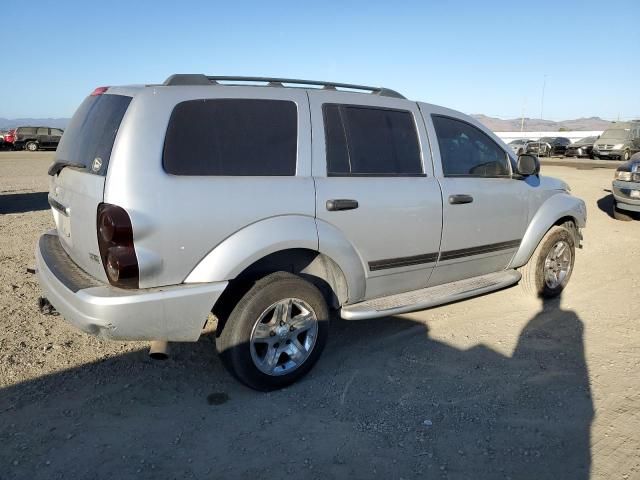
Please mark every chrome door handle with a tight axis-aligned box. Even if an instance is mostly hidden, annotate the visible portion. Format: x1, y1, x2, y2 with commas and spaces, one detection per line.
448, 194, 474, 205
326, 199, 359, 211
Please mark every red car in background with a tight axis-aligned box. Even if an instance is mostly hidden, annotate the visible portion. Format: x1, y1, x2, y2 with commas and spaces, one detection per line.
3, 129, 16, 149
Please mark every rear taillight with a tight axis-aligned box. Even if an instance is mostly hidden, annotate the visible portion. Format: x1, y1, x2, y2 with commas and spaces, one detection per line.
97, 203, 139, 288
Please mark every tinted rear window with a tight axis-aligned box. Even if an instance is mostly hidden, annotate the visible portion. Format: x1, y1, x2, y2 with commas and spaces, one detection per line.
163, 99, 297, 176
323, 104, 422, 176
56, 94, 132, 176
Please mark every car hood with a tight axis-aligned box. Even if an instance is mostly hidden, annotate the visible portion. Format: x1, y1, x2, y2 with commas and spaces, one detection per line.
616, 156, 640, 172
539, 175, 571, 192
595, 139, 627, 146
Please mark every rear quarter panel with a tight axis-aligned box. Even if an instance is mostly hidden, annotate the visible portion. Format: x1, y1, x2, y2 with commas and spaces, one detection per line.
104, 86, 315, 288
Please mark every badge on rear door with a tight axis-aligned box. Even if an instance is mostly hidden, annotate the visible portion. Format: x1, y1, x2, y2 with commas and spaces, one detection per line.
91, 157, 102, 172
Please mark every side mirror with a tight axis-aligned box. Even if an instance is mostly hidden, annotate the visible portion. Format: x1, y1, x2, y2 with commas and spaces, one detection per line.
516, 154, 540, 177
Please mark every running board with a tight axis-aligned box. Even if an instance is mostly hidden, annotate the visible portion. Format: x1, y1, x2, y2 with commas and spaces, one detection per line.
340, 270, 522, 320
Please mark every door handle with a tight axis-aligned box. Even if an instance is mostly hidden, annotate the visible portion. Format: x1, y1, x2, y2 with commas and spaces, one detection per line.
326, 199, 359, 211
448, 194, 474, 205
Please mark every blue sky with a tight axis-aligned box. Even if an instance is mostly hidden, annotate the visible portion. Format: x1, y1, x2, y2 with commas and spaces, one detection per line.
1, 0, 638, 120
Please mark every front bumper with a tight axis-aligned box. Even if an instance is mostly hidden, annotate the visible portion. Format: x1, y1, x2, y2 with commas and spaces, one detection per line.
565, 147, 591, 158
35, 231, 228, 341
594, 149, 624, 159
612, 180, 640, 211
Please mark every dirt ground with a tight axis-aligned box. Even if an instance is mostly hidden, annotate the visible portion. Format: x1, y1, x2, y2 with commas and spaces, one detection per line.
0, 151, 638, 480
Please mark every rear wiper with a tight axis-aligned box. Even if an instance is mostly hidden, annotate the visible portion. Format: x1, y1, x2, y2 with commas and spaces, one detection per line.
48, 160, 87, 176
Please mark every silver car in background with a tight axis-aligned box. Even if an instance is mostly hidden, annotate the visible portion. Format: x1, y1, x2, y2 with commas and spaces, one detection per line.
507, 138, 532, 156
36, 75, 586, 390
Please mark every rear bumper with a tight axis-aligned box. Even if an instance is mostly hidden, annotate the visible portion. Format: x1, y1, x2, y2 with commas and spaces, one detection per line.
36, 231, 228, 341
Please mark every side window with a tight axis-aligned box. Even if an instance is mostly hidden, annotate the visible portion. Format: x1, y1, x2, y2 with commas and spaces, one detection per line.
51, 128, 64, 136
323, 104, 422, 176
37, 127, 49, 135
163, 99, 297, 176
21, 127, 36, 135
432, 115, 510, 177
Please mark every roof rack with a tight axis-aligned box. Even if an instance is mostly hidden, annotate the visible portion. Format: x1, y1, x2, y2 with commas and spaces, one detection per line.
162, 74, 406, 99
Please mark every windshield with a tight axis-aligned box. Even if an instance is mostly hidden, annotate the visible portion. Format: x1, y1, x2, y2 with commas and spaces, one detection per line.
55, 93, 131, 176
509, 139, 526, 145
599, 129, 630, 141
576, 136, 596, 144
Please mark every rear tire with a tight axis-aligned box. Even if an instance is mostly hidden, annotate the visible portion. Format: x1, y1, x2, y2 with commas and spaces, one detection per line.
520, 222, 576, 298
25, 141, 38, 152
622, 150, 630, 162
216, 272, 329, 391
613, 203, 634, 221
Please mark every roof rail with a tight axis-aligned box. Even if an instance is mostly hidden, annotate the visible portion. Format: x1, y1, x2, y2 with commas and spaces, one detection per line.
162, 74, 406, 99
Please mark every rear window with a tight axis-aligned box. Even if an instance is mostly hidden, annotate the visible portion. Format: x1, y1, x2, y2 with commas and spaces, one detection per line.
323, 104, 422, 176
56, 94, 132, 176
163, 99, 297, 176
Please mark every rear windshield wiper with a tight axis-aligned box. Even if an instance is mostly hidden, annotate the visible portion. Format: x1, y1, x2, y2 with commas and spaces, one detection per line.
48, 160, 87, 176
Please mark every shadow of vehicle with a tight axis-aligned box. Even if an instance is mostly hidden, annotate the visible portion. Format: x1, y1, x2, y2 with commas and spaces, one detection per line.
597, 193, 615, 219
0, 298, 592, 479
0, 192, 49, 214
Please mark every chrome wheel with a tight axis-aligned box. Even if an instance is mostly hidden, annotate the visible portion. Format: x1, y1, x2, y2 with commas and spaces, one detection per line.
250, 298, 318, 376
26, 142, 37, 151
543, 240, 572, 289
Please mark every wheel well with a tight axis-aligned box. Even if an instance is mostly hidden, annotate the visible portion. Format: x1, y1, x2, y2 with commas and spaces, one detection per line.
553, 216, 579, 244
212, 249, 348, 329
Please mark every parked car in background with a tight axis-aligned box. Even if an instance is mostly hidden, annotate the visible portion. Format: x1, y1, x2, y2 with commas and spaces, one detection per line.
507, 138, 532, 155
3, 129, 16, 148
526, 137, 571, 157
564, 136, 598, 159
13, 126, 64, 151
36, 75, 586, 391
593, 122, 640, 161
611, 152, 640, 220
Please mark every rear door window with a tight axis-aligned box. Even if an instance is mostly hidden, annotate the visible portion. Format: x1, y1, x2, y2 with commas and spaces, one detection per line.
56, 94, 132, 176
163, 99, 297, 176
323, 104, 422, 176
37, 127, 49, 135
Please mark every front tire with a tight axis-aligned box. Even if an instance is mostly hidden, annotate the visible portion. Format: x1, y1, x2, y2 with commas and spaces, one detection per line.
25, 141, 38, 152
216, 272, 329, 391
613, 203, 634, 221
520, 223, 576, 298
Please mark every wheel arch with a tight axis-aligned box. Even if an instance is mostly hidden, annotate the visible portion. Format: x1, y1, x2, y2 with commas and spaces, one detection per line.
510, 193, 586, 268
183, 215, 364, 317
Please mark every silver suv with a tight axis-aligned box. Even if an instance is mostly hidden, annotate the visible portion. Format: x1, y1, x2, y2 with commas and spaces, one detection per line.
36, 75, 587, 390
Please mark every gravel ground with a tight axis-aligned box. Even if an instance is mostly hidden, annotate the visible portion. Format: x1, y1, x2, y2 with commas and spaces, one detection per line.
0, 151, 639, 480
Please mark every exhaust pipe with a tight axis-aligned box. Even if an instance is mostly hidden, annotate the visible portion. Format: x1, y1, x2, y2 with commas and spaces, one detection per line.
149, 340, 169, 360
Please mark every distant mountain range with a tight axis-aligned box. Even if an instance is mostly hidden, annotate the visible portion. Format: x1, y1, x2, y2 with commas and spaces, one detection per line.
0, 118, 69, 130
471, 114, 615, 132
0, 115, 623, 132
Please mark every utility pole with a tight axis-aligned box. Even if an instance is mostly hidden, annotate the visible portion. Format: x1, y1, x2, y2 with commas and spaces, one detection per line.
540, 74, 547, 121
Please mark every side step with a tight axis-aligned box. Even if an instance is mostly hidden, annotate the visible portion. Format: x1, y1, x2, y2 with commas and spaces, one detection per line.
340, 270, 522, 320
